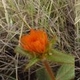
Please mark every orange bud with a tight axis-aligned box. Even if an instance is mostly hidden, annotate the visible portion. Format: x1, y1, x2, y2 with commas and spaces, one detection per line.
20, 29, 49, 55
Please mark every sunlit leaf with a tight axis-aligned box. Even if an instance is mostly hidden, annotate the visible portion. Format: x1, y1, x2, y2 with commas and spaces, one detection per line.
24, 57, 39, 70
47, 49, 74, 64
56, 64, 75, 80
36, 68, 51, 80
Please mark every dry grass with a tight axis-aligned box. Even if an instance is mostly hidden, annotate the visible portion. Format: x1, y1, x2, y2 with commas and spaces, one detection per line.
0, 0, 79, 80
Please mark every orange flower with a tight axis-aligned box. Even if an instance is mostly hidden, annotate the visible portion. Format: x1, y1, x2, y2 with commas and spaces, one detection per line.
20, 29, 48, 55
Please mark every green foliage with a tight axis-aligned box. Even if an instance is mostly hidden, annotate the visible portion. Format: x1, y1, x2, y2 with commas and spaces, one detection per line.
56, 64, 74, 80
15, 44, 75, 80
47, 49, 74, 64
15, 46, 29, 57
25, 57, 39, 70
15, 46, 40, 70
47, 49, 75, 80
36, 68, 51, 80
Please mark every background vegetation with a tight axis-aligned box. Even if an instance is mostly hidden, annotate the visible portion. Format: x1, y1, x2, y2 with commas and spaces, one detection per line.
0, 0, 79, 80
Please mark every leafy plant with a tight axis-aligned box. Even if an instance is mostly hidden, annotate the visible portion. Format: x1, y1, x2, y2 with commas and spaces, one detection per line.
15, 29, 75, 80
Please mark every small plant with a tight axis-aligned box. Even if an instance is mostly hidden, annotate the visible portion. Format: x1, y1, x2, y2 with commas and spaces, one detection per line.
15, 29, 75, 80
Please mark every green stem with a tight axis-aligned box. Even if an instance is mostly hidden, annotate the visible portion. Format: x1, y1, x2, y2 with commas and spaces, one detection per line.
42, 60, 55, 80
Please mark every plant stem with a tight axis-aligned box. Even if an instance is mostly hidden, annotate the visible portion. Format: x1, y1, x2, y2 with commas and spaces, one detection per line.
42, 60, 55, 80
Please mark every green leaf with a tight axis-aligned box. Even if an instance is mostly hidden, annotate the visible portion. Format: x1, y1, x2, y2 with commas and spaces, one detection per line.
25, 57, 39, 70
36, 68, 51, 80
47, 49, 74, 64
15, 46, 30, 57
56, 64, 75, 80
